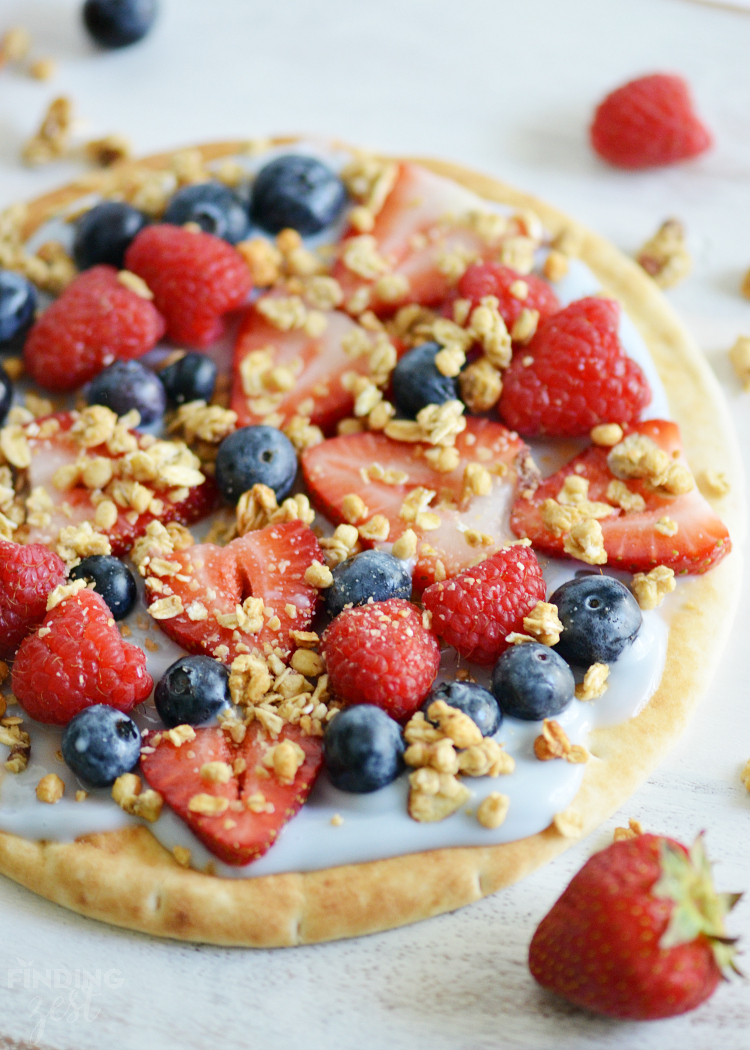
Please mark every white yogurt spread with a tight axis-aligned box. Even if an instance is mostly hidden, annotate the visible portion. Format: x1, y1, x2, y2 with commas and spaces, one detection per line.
0, 148, 674, 877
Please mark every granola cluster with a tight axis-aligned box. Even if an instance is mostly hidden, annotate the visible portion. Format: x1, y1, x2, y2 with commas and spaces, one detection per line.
404, 700, 514, 826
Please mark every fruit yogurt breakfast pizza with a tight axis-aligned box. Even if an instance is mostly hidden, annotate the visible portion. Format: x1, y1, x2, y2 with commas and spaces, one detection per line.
0, 138, 742, 947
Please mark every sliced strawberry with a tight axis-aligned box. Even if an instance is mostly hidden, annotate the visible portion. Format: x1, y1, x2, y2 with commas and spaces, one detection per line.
142, 520, 322, 662
141, 722, 323, 865
511, 420, 731, 574
301, 417, 538, 590
17, 412, 218, 556
230, 301, 374, 433
333, 163, 514, 314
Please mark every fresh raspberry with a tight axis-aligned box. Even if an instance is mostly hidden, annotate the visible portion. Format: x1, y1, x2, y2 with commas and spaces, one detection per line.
12, 589, 153, 725
422, 546, 546, 665
457, 263, 560, 330
590, 73, 712, 170
322, 598, 440, 720
23, 265, 166, 392
498, 297, 651, 437
0, 540, 66, 659
125, 225, 252, 347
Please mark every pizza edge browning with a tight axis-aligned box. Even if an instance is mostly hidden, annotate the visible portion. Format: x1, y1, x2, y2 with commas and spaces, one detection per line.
0, 141, 743, 947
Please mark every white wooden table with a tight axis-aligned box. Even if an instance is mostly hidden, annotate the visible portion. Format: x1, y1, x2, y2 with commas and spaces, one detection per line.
0, 0, 749, 1046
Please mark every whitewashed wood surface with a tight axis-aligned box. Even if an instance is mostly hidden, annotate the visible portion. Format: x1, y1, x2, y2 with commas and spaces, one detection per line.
0, 0, 749, 1046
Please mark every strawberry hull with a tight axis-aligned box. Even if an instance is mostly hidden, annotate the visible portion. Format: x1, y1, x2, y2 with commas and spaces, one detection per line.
141, 723, 324, 865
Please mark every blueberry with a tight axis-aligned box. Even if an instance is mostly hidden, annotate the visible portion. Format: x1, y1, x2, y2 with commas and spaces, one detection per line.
551, 575, 642, 666
70, 555, 137, 621
0, 270, 37, 349
324, 705, 405, 793
491, 642, 575, 721
163, 181, 249, 244
83, 0, 158, 48
155, 656, 231, 728
251, 155, 347, 236
391, 342, 458, 419
0, 365, 12, 427
215, 425, 297, 504
87, 360, 166, 426
73, 201, 149, 270
62, 705, 141, 787
325, 550, 412, 619
159, 352, 217, 406
422, 680, 501, 737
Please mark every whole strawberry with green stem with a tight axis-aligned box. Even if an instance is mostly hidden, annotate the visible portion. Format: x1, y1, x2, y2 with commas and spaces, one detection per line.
529, 833, 740, 1020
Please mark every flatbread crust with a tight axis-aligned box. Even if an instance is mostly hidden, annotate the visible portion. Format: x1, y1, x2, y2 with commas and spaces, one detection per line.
0, 141, 743, 947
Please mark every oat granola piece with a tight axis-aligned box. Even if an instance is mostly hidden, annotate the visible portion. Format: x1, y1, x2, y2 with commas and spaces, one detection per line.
575, 663, 610, 701
476, 792, 510, 829
636, 218, 692, 288
563, 518, 607, 565
408, 768, 472, 823
630, 565, 675, 610
22, 96, 74, 166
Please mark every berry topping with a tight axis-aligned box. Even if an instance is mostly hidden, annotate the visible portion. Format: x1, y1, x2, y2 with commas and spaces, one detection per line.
322, 598, 440, 721
422, 680, 501, 737
61, 705, 141, 788
163, 181, 250, 244
87, 359, 166, 426
23, 265, 166, 392
0, 540, 66, 659
334, 162, 515, 314
391, 342, 458, 418
159, 351, 217, 406
590, 74, 713, 171
69, 554, 138, 621
529, 833, 738, 1019
551, 575, 642, 666
457, 262, 560, 330
215, 425, 297, 504
18, 410, 217, 556
0, 363, 12, 426
82, 0, 158, 48
325, 549, 412, 619
231, 300, 378, 433
323, 704, 405, 793
140, 520, 322, 663
422, 545, 546, 666
511, 419, 732, 575
154, 655, 231, 728
491, 642, 575, 721
13, 588, 153, 725
73, 201, 149, 270
141, 722, 323, 865
0, 269, 37, 348
125, 224, 252, 348
498, 297, 651, 438
302, 418, 537, 591
251, 155, 347, 236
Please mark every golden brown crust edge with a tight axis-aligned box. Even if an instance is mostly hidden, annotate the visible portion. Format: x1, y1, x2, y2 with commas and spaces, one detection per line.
0, 141, 743, 947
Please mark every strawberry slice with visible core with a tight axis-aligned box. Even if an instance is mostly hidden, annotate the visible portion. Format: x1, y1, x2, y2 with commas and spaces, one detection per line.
231, 301, 375, 433
18, 412, 218, 556
333, 163, 514, 314
141, 722, 323, 865
511, 420, 731, 574
302, 418, 538, 590
143, 520, 322, 662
